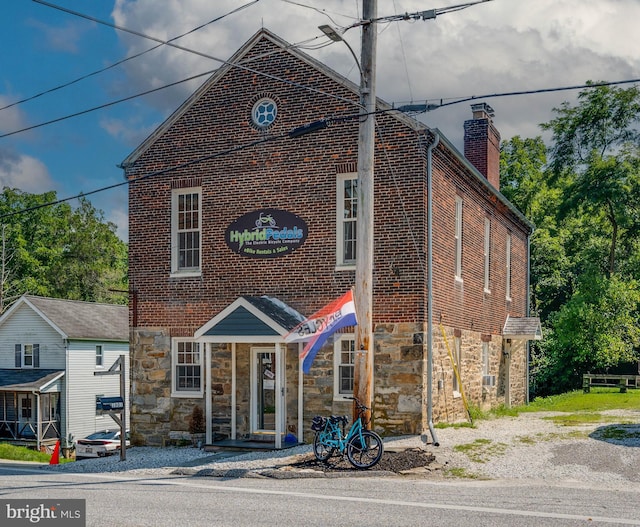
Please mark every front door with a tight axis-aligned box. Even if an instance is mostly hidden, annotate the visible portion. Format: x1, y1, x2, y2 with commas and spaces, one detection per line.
18, 393, 35, 439
250, 347, 284, 434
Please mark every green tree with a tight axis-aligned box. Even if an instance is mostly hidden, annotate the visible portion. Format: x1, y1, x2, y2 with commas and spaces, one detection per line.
542, 83, 640, 277
533, 274, 640, 395
0, 189, 128, 308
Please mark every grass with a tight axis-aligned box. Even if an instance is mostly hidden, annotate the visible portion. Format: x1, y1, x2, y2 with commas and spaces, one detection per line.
453, 438, 508, 463
0, 443, 72, 464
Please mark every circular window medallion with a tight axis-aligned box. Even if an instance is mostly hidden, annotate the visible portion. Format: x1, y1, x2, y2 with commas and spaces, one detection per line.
251, 98, 278, 128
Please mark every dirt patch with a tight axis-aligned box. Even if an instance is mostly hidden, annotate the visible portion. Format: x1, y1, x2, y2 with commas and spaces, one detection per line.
289, 448, 437, 473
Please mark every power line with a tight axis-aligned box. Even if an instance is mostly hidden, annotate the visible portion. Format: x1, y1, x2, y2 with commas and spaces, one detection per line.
0, 132, 287, 221
394, 78, 640, 113
35, 1, 361, 103
0, 70, 216, 139
0, 3, 361, 139
1, 0, 260, 113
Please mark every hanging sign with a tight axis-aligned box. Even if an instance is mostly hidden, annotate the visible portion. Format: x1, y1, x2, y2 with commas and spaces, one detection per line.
225, 208, 308, 258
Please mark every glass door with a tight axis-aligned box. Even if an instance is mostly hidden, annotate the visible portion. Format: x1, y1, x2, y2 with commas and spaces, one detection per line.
251, 347, 283, 434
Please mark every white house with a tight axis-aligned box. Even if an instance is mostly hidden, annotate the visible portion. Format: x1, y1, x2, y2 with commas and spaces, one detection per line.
0, 295, 129, 450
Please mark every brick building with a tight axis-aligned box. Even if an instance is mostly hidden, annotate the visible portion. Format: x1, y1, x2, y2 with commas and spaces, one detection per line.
122, 29, 540, 447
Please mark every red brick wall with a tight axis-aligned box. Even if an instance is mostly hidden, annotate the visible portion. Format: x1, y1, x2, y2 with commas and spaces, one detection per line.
463, 116, 501, 190
126, 33, 530, 342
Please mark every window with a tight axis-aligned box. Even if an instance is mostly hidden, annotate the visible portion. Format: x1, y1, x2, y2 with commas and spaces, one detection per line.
96, 345, 104, 367
251, 98, 278, 128
454, 196, 463, 280
21, 397, 32, 419
334, 335, 355, 398
172, 339, 203, 396
484, 218, 491, 292
506, 233, 512, 300
96, 395, 105, 417
336, 173, 357, 267
171, 188, 201, 275
482, 342, 490, 376
453, 336, 462, 395
15, 344, 39, 368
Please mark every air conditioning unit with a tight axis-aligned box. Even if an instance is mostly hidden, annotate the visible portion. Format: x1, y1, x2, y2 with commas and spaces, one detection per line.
482, 375, 496, 387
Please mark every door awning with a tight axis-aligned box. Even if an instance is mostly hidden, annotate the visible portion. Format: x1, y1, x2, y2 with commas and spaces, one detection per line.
0, 369, 64, 392
503, 316, 543, 341
194, 296, 305, 343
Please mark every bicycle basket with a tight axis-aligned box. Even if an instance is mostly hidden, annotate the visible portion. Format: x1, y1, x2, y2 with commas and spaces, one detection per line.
310, 416, 327, 431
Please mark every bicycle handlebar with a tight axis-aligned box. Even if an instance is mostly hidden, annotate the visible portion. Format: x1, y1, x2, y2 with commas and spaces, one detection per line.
346, 396, 369, 411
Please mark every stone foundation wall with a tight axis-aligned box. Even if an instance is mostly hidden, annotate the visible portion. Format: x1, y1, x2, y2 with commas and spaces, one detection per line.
131, 325, 527, 446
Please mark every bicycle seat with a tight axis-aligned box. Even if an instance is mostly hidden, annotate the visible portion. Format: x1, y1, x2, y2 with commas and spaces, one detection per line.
329, 415, 349, 425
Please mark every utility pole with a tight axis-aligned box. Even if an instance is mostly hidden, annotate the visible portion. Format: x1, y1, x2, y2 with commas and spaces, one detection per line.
353, 0, 377, 425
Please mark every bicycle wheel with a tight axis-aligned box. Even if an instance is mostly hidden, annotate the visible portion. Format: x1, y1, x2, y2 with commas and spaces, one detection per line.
346, 430, 383, 469
313, 431, 335, 461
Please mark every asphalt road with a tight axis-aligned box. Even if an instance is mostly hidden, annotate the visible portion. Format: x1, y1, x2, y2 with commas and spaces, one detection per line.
1, 463, 640, 526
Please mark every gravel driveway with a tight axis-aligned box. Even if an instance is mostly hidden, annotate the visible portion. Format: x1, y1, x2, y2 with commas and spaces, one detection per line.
42, 410, 640, 485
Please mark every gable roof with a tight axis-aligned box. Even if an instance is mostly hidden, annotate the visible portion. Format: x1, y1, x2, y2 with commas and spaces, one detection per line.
119, 28, 423, 169
503, 316, 543, 341
120, 28, 532, 232
194, 296, 305, 343
0, 369, 65, 392
0, 295, 128, 342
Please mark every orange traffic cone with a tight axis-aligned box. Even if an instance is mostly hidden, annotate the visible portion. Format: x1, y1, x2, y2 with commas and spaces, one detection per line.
49, 440, 60, 465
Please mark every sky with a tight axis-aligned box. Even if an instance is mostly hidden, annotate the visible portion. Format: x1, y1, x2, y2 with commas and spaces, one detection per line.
2, 0, 639, 241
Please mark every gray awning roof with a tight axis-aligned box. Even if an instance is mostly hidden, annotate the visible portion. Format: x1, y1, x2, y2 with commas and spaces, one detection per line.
503, 316, 543, 340
194, 296, 305, 343
0, 369, 65, 392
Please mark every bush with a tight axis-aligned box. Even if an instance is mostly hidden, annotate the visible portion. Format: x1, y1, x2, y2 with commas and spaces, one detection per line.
188, 406, 205, 435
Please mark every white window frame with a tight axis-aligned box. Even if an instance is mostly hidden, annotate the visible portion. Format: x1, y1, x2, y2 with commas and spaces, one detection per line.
454, 196, 463, 281
333, 335, 356, 400
506, 233, 512, 301
171, 338, 204, 397
96, 345, 104, 367
23, 344, 34, 368
96, 394, 105, 417
17, 344, 39, 369
171, 187, 202, 277
482, 341, 490, 376
484, 218, 491, 293
336, 173, 357, 269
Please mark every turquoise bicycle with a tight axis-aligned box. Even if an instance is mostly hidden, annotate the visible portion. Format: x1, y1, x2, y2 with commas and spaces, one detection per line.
311, 396, 383, 469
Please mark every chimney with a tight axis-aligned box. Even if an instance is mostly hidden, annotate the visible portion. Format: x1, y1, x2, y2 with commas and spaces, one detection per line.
463, 103, 501, 190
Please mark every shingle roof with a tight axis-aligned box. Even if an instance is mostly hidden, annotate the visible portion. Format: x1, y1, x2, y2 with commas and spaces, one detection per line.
22, 295, 128, 341
0, 369, 64, 392
242, 296, 306, 332
503, 316, 543, 340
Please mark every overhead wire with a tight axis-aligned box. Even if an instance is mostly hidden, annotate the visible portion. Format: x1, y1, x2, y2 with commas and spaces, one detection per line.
393, 78, 640, 114
0, 131, 287, 221
0, 1, 363, 139
1, 0, 260, 112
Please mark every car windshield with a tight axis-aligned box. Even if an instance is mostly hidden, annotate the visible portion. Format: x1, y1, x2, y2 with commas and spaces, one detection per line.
85, 431, 118, 440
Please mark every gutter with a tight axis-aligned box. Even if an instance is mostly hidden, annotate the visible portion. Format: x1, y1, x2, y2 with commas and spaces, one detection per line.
425, 131, 440, 447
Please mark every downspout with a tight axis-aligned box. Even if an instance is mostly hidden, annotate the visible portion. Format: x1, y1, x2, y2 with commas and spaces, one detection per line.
426, 131, 440, 447
64, 340, 69, 444
526, 232, 532, 404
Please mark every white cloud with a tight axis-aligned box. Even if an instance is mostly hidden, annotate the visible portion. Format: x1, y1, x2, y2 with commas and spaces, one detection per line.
100, 116, 159, 148
0, 147, 54, 192
109, 0, 640, 148
0, 95, 29, 136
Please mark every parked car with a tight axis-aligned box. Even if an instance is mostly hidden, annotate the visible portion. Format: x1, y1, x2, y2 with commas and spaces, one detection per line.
75, 429, 130, 458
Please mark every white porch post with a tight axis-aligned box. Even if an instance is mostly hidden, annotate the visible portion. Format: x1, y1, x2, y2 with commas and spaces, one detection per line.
297, 342, 303, 444
231, 343, 237, 440
205, 342, 212, 445
275, 343, 283, 449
